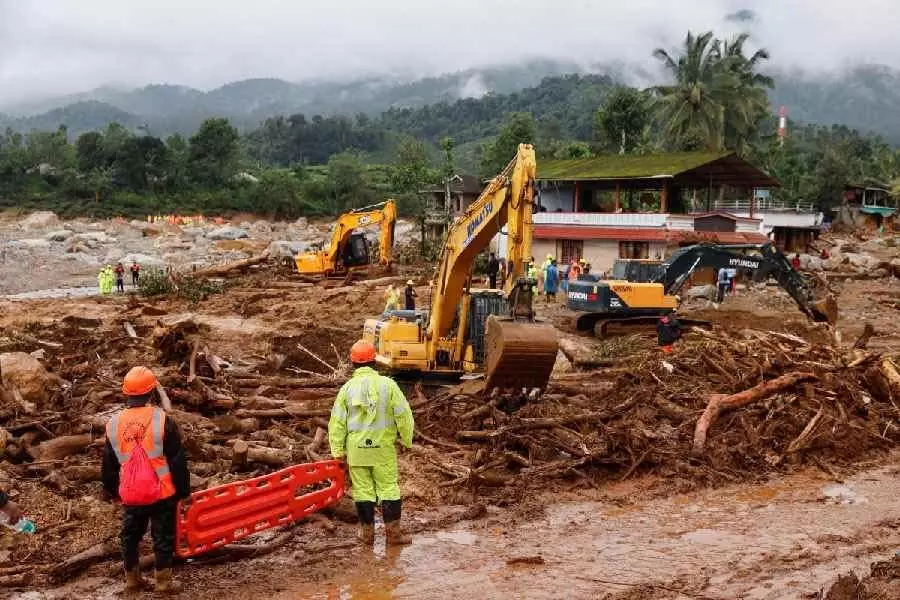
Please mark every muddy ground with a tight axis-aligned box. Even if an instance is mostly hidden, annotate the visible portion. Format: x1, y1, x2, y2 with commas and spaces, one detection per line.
0, 225, 899, 599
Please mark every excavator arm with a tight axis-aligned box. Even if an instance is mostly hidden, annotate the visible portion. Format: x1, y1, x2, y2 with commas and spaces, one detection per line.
660, 243, 838, 324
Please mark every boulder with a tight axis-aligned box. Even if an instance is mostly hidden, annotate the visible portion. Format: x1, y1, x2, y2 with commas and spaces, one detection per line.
844, 253, 877, 269
249, 220, 273, 234
207, 226, 249, 241
20, 211, 59, 230
13, 239, 51, 250
45, 230, 73, 242
799, 254, 825, 271
268, 241, 310, 259
685, 284, 717, 300
293, 217, 309, 229
891, 258, 900, 278
181, 227, 206, 239
72, 232, 115, 245
0, 352, 57, 405
119, 253, 165, 269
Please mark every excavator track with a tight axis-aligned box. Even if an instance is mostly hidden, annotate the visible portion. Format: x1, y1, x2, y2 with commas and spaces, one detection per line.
483, 315, 558, 391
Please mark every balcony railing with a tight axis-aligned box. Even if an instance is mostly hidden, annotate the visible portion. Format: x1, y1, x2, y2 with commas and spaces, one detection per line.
710, 198, 817, 213
533, 212, 668, 228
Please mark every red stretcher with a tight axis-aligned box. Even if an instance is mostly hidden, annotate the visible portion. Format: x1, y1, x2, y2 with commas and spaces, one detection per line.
175, 459, 345, 558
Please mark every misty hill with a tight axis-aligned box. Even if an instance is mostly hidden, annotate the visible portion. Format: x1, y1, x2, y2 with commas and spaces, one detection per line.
5, 61, 900, 145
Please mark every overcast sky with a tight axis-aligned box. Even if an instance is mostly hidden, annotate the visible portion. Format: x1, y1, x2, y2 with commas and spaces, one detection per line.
2, 0, 900, 107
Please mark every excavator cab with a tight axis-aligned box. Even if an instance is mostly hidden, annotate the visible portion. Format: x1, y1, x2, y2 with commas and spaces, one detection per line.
342, 233, 370, 268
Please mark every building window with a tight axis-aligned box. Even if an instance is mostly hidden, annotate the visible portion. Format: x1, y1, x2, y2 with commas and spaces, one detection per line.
560, 240, 584, 264
619, 241, 649, 259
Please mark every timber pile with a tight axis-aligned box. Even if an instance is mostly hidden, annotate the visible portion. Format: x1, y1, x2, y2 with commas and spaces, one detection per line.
0, 312, 350, 586
411, 325, 900, 495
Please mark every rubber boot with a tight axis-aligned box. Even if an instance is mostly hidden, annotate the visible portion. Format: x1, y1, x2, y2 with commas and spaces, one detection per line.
355, 501, 376, 545
382, 500, 412, 546
154, 569, 183, 594
124, 567, 148, 592
384, 520, 412, 546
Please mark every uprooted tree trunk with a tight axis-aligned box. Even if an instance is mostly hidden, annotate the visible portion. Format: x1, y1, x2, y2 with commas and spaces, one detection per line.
692, 372, 817, 456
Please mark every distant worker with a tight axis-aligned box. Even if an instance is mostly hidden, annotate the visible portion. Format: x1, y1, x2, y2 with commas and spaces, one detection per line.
114, 262, 126, 293
98, 268, 108, 295
726, 267, 737, 297
130, 261, 141, 287
716, 267, 730, 304
498, 257, 508, 288
329, 341, 414, 546
527, 257, 538, 295
569, 257, 583, 282
102, 367, 190, 594
544, 259, 559, 300
820, 247, 830, 260
791, 253, 801, 270
657, 310, 683, 353
383, 284, 399, 314
581, 259, 591, 276
539, 254, 553, 295
105, 265, 115, 294
487, 252, 500, 289
404, 280, 417, 310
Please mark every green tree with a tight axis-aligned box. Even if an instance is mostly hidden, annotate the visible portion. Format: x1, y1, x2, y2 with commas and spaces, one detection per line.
326, 151, 371, 213
187, 118, 240, 188
75, 131, 105, 172
481, 112, 536, 176
391, 137, 435, 248
164, 134, 189, 193
594, 87, 652, 153
25, 126, 74, 170
252, 170, 323, 219
116, 136, 168, 191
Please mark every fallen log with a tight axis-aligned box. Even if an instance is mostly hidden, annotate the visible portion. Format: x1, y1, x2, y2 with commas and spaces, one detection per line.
28, 433, 93, 461
191, 252, 270, 278
231, 440, 249, 472
305, 427, 327, 461
881, 358, 900, 396
233, 406, 331, 419
456, 402, 637, 442
49, 539, 119, 581
61, 465, 102, 482
231, 376, 340, 389
692, 372, 817, 456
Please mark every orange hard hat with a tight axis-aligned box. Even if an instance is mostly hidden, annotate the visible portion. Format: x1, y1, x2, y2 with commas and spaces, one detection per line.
349, 340, 376, 364
122, 366, 158, 396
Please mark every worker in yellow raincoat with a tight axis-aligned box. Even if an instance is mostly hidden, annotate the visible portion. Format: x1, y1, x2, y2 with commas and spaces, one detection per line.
328, 341, 414, 546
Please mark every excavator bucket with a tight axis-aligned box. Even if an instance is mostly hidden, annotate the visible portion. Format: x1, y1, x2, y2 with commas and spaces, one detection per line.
812, 293, 839, 325
483, 315, 558, 391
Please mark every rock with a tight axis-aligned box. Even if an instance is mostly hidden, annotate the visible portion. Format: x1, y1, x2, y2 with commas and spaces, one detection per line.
65, 252, 101, 266
13, 239, 52, 250
45, 229, 73, 242
250, 220, 273, 234
20, 211, 59, 230
181, 227, 206, 238
207, 226, 249, 241
844, 253, 877, 269
872, 268, 889, 278
686, 284, 717, 300
891, 258, 900, 277
0, 352, 57, 405
72, 231, 115, 245
268, 241, 310, 259
395, 220, 419, 243
293, 217, 309, 229
799, 254, 824, 271
119, 253, 165, 269
552, 350, 572, 375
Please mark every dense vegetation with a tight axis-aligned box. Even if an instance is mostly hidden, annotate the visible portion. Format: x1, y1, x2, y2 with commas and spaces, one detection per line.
2, 30, 899, 219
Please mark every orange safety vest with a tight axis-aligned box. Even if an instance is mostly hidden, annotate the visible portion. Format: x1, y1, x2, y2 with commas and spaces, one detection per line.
106, 406, 176, 500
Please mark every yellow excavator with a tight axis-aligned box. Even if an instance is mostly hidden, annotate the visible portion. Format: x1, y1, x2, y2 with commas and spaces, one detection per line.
362, 144, 558, 390
295, 200, 397, 277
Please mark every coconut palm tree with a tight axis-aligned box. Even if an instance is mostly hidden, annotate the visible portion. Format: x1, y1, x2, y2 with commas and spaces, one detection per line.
652, 31, 772, 153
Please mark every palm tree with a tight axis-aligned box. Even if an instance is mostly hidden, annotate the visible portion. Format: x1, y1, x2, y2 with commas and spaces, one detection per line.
652, 31, 772, 153
652, 31, 730, 150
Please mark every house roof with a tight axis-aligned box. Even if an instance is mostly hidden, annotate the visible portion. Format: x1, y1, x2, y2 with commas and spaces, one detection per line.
534, 225, 768, 245
538, 151, 780, 188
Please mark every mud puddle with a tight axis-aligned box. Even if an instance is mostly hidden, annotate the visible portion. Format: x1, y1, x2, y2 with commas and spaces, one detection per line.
3, 286, 98, 301
271, 462, 900, 600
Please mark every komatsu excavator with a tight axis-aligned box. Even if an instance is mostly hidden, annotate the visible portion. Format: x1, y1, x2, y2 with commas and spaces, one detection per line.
295, 199, 397, 277
568, 242, 838, 337
362, 144, 558, 390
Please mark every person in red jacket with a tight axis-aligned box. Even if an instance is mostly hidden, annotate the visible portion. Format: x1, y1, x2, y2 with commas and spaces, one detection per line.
102, 367, 190, 594
130, 261, 141, 287
791, 254, 801, 270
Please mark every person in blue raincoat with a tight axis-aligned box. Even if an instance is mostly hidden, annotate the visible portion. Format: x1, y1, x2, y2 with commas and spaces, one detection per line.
544, 259, 559, 300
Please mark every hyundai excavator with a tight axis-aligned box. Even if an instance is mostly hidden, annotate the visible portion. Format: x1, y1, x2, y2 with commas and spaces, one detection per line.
568, 243, 838, 337
361, 144, 558, 390
295, 199, 397, 278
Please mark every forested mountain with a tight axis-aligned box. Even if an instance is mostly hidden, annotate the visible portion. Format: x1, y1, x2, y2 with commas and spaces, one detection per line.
1, 60, 590, 136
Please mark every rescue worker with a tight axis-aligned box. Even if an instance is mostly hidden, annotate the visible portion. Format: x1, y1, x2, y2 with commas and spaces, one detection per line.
104, 265, 115, 294
791, 253, 802, 270
102, 367, 190, 594
581, 259, 591, 275
527, 257, 538, 295
328, 341, 414, 546
130, 260, 141, 287
657, 309, 683, 353
98, 268, 108, 295
383, 284, 400, 314
544, 259, 559, 300
486, 252, 500, 289
716, 267, 730, 304
114, 262, 126, 293
539, 254, 553, 295
404, 280, 417, 311
569, 258, 583, 282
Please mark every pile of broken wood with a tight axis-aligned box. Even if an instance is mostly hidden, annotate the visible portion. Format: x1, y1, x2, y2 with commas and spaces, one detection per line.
410, 325, 900, 494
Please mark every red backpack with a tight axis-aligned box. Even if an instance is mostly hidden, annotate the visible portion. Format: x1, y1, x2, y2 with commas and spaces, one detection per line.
118, 421, 162, 506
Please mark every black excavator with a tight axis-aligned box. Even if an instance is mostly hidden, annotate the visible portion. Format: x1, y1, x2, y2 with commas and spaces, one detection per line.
567, 242, 838, 337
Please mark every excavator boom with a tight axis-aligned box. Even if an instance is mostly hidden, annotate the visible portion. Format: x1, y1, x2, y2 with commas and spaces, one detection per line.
296, 200, 397, 277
